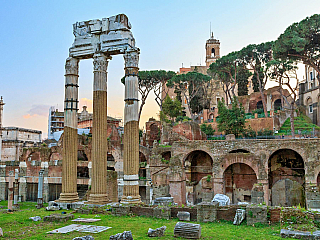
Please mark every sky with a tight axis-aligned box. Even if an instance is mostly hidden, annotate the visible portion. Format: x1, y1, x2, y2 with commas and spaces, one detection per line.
0, 0, 319, 138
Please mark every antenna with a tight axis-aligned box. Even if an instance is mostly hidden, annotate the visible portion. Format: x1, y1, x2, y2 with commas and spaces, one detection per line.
210, 22, 211, 38
182, 63, 184, 68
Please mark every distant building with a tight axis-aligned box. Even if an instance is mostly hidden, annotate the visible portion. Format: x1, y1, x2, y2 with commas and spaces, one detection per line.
48, 106, 64, 139
1, 127, 42, 161
298, 65, 320, 125
48, 105, 122, 139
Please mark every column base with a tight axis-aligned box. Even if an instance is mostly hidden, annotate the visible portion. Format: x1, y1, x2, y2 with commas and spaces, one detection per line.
120, 195, 142, 204
56, 192, 79, 203
88, 193, 110, 205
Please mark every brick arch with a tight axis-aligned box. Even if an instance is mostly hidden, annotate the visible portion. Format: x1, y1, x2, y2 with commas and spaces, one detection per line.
217, 153, 259, 179
139, 145, 150, 163
265, 147, 307, 176
314, 165, 320, 184
268, 148, 306, 165
183, 149, 214, 167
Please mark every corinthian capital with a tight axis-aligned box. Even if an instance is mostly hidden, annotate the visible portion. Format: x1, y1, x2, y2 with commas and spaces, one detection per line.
93, 53, 109, 72
124, 50, 139, 69
65, 57, 79, 75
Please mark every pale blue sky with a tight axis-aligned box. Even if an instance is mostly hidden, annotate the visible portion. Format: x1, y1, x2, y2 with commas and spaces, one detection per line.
1, 0, 319, 137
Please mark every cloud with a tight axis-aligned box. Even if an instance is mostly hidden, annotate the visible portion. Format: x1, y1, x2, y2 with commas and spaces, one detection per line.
22, 104, 51, 119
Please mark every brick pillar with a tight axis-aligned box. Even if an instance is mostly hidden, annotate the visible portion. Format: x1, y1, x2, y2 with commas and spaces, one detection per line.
0, 164, 6, 200
213, 177, 224, 195
88, 53, 110, 204
121, 50, 141, 204
258, 179, 269, 205
58, 57, 79, 203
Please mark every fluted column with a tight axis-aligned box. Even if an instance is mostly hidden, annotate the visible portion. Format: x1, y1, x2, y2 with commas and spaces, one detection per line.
121, 50, 141, 204
88, 53, 110, 204
58, 57, 79, 202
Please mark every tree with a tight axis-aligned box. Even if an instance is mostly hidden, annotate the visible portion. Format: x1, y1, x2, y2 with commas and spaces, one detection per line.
208, 51, 240, 101
149, 70, 176, 111
237, 66, 252, 96
200, 123, 215, 136
217, 97, 246, 137
121, 70, 175, 121
166, 71, 211, 121
162, 95, 182, 121
273, 14, 320, 81
251, 65, 263, 92
267, 59, 299, 138
238, 42, 273, 117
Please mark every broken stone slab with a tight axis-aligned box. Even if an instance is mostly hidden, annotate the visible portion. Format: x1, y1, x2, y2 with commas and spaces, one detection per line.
47, 224, 111, 234
154, 197, 174, 206
109, 231, 133, 240
174, 222, 201, 239
177, 211, 190, 221
280, 229, 320, 239
73, 236, 94, 240
43, 213, 74, 222
29, 216, 41, 221
46, 205, 60, 211
72, 218, 101, 223
147, 226, 166, 237
212, 194, 230, 206
233, 209, 246, 225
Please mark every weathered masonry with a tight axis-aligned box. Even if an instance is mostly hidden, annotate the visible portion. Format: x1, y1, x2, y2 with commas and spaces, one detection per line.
151, 139, 320, 209
58, 14, 141, 204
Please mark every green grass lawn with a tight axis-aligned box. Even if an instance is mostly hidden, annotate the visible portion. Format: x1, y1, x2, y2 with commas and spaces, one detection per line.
0, 201, 282, 239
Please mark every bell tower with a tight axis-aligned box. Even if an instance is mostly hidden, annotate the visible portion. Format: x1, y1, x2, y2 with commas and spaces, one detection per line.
205, 32, 220, 68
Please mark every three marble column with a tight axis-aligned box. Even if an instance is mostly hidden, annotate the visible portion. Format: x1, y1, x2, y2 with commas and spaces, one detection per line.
59, 51, 141, 204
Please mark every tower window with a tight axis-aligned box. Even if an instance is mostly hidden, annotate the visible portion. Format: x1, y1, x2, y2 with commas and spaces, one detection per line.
211, 48, 215, 57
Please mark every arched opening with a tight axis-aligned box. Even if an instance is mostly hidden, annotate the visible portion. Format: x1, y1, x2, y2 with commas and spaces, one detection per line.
185, 150, 213, 205
306, 97, 313, 115
274, 99, 281, 111
211, 48, 215, 57
229, 149, 249, 154
77, 150, 88, 161
223, 163, 257, 204
256, 100, 263, 110
268, 149, 305, 207
161, 151, 171, 163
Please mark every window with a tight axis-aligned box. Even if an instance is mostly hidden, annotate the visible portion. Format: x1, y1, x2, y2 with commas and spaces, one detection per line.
309, 104, 313, 113
216, 98, 221, 103
211, 48, 215, 57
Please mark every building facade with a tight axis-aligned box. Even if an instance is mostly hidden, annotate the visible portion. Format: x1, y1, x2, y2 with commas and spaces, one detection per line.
299, 65, 320, 125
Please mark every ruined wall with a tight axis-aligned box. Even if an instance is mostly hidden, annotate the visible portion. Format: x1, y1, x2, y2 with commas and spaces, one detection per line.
152, 139, 320, 207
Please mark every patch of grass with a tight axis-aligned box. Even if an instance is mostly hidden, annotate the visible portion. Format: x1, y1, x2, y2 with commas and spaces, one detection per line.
0, 201, 283, 239
278, 115, 320, 135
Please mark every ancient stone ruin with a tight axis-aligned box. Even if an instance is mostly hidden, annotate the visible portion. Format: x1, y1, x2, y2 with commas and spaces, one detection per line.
58, 14, 141, 204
